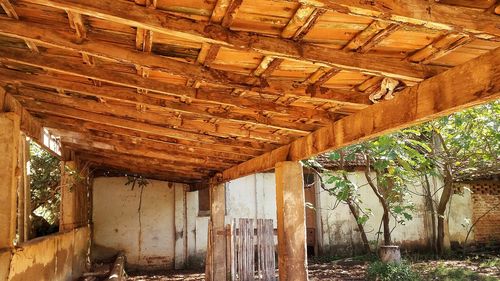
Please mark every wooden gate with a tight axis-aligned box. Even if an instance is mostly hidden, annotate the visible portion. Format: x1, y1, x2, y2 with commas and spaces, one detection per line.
229, 218, 276, 281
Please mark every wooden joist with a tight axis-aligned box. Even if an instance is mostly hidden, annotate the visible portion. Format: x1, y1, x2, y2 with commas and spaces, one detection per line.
281, 5, 316, 39
0, 20, 372, 105
301, 0, 500, 39
216, 47, 500, 183
0, 48, 344, 126
344, 21, 400, 53
38, 114, 266, 157
408, 33, 472, 63
0, 0, 39, 52
52, 127, 252, 162
21, 0, 443, 81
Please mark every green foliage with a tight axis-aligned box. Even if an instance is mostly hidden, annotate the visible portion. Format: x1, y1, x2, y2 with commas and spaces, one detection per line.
427, 265, 498, 281
29, 141, 61, 225
366, 261, 421, 281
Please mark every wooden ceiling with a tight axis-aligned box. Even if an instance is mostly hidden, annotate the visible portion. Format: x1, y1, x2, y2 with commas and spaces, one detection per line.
0, 0, 498, 185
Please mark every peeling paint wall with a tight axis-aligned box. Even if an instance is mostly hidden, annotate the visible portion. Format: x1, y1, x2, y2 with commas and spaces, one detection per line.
0, 227, 89, 281
92, 177, 211, 270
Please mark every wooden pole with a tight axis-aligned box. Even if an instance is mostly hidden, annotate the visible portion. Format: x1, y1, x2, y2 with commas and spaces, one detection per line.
0, 112, 20, 248
60, 160, 77, 231
275, 161, 309, 281
208, 182, 226, 280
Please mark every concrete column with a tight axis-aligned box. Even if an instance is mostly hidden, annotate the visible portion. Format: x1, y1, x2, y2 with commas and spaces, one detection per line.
275, 161, 308, 281
0, 113, 20, 248
174, 183, 187, 269
209, 183, 226, 280
60, 161, 76, 231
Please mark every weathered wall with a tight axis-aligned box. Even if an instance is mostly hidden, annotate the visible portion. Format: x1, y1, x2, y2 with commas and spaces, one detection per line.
0, 226, 89, 281
92, 177, 211, 270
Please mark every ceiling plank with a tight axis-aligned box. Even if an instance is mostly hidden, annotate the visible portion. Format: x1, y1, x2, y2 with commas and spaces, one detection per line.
38, 114, 266, 157
0, 69, 318, 133
299, 0, 500, 39
0, 19, 372, 106
22, 0, 443, 81
0, 46, 348, 124
217, 47, 500, 183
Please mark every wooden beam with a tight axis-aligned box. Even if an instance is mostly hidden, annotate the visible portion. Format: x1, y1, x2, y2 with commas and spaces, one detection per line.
275, 161, 308, 281
53, 127, 251, 163
221, 0, 242, 28
344, 21, 400, 53
292, 7, 326, 41
217, 47, 500, 183
211, 0, 232, 23
0, 45, 357, 121
0, 69, 321, 133
22, 0, 443, 81
281, 5, 316, 39
0, 112, 19, 248
300, 0, 500, 39
15, 96, 280, 151
0, 0, 39, 52
253, 57, 284, 78
208, 182, 227, 280
408, 33, 472, 63
10, 86, 293, 144
38, 114, 267, 157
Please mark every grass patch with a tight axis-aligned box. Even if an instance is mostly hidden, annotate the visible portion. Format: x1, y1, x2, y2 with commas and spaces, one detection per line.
426, 265, 498, 281
367, 261, 421, 281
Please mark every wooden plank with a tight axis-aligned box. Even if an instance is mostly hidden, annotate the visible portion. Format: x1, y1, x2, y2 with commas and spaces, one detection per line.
209, 183, 227, 281
221, 0, 242, 28
408, 33, 472, 63
217, 47, 500, 183
211, 0, 232, 23
11, 87, 293, 144
39, 114, 267, 157
275, 161, 308, 281
22, 0, 443, 81
301, 0, 500, 39
0, 46, 357, 121
0, 69, 319, 133
0, 0, 39, 51
344, 21, 400, 53
281, 5, 316, 38
0, 112, 20, 248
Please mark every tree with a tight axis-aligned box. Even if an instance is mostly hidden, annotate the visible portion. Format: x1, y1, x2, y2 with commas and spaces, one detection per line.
419, 101, 499, 255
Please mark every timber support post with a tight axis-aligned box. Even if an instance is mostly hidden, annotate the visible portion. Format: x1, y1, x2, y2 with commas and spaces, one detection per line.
60, 160, 77, 231
206, 182, 226, 281
275, 161, 309, 281
0, 112, 20, 248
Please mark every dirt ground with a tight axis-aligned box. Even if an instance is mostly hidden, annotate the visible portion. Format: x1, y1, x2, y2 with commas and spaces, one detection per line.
125, 257, 500, 281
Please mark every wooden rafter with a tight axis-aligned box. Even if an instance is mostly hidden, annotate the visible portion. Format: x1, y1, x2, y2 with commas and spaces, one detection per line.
21, 0, 443, 81
299, 0, 500, 39
253, 56, 284, 78
0, 20, 372, 105
0, 69, 321, 133
408, 33, 472, 63
0, 0, 39, 52
281, 5, 316, 39
344, 21, 400, 53
216, 47, 500, 183
38, 114, 266, 157
221, 0, 242, 28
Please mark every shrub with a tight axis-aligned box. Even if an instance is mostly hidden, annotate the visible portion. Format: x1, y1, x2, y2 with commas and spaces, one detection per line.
366, 261, 421, 281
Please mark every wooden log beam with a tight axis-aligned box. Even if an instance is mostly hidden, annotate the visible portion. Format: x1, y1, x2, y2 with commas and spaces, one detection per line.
10, 86, 293, 144
22, 0, 443, 81
208, 182, 227, 280
275, 161, 308, 281
281, 5, 316, 38
217, 47, 500, 183
52, 127, 252, 162
38, 114, 266, 157
344, 21, 400, 53
15, 96, 279, 152
0, 69, 321, 134
0, 46, 348, 124
0, 19, 373, 105
408, 33, 473, 63
0, 112, 19, 248
0, 0, 39, 52
68, 146, 215, 177
75, 149, 217, 176
299, 0, 500, 39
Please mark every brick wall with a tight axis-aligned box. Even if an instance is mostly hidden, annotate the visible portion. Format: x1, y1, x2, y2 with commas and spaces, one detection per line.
471, 181, 500, 243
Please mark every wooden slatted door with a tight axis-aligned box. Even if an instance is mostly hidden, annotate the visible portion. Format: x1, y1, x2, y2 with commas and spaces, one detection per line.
230, 218, 276, 281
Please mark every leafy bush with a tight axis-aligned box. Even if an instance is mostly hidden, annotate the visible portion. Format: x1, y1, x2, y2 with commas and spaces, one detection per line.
366, 261, 421, 281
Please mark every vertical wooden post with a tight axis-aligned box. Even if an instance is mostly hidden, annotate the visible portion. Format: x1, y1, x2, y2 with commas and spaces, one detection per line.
174, 183, 187, 269
209, 183, 226, 280
0, 113, 20, 248
60, 161, 77, 231
16, 133, 30, 243
275, 161, 309, 281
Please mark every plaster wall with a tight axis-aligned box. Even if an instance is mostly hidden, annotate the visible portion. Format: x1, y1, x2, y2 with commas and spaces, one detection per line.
0, 227, 89, 281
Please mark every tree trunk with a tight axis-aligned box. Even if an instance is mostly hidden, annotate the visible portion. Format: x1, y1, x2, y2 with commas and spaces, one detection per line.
436, 179, 452, 256
423, 175, 438, 256
382, 212, 391, 245
347, 199, 372, 253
